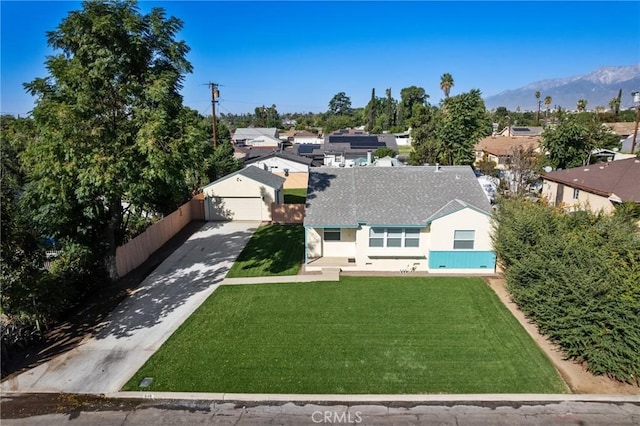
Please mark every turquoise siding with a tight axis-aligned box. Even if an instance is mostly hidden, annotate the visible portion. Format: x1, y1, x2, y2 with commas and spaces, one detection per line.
428, 251, 496, 269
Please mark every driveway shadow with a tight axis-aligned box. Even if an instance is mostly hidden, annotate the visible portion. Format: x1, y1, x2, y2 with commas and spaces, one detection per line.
93, 222, 257, 340
1, 221, 255, 379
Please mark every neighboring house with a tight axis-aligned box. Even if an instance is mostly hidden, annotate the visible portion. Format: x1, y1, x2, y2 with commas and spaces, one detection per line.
394, 131, 412, 146
244, 151, 311, 189
322, 134, 398, 167
280, 129, 323, 145
201, 166, 285, 221
541, 157, 640, 213
619, 134, 638, 155
474, 136, 541, 170
372, 155, 403, 167
303, 166, 495, 273
231, 127, 279, 146
499, 126, 543, 137
293, 143, 325, 167
604, 122, 636, 141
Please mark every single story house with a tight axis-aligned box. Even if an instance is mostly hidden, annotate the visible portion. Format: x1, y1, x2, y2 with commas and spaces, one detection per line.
499, 126, 543, 137
541, 157, 640, 213
322, 134, 399, 167
303, 166, 495, 273
279, 129, 324, 145
201, 166, 285, 221
473, 136, 541, 170
244, 150, 311, 189
231, 127, 279, 146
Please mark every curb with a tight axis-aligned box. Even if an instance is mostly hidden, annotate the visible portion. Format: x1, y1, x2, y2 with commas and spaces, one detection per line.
4, 391, 638, 404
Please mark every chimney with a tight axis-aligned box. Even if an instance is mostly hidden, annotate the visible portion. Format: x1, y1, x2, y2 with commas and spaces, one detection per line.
435, 163, 440, 172
367, 150, 372, 165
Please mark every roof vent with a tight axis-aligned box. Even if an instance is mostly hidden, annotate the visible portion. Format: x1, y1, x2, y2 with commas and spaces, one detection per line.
435, 163, 441, 172
583, 168, 589, 171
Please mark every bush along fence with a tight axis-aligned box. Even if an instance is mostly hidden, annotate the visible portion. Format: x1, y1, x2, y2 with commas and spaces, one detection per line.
115, 196, 205, 277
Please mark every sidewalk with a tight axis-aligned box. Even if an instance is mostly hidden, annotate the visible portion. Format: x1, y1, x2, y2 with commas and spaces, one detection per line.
221, 267, 340, 285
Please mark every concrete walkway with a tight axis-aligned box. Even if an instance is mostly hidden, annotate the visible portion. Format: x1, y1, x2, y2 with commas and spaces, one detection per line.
1, 221, 260, 394
221, 268, 340, 285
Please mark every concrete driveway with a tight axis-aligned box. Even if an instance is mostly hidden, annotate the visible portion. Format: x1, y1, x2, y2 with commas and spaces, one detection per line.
1, 221, 260, 394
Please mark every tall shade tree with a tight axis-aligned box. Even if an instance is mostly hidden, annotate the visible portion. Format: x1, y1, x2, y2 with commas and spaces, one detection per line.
328, 92, 353, 116
535, 91, 541, 124
398, 86, 427, 128
435, 89, 490, 165
22, 1, 193, 280
541, 111, 619, 169
439, 73, 454, 98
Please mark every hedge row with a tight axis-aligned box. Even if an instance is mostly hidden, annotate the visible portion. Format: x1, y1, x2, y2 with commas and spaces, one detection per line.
492, 199, 640, 385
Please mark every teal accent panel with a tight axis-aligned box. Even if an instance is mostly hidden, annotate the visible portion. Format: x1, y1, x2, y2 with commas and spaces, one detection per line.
428, 251, 496, 269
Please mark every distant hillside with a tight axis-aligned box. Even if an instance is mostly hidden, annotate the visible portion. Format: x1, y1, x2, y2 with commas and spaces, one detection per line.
484, 65, 640, 111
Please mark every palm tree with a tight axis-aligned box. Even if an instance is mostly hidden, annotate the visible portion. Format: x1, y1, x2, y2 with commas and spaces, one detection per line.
535, 91, 541, 123
544, 95, 552, 119
440, 73, 454, 98
576, 99, 588, 112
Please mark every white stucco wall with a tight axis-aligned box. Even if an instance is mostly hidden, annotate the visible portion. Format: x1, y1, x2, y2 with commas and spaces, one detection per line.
429, 208, 492, 252
306, 227, 322, 258
202, 175, 280, 221
322, 228, 357, 257
542, 179, 614, 214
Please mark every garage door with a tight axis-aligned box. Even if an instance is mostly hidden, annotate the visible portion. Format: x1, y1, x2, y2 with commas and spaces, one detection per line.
205, 196, 264, 221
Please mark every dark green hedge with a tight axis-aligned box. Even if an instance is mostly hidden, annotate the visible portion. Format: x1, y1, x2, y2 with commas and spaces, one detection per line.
492, 199, 640, 385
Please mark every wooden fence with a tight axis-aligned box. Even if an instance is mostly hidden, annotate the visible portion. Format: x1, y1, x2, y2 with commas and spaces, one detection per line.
271, 203, 305, 224
115, 196, 205, 277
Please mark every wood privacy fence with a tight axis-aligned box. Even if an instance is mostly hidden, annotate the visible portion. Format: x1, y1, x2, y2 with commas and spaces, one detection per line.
271, 203, 305, 224
115, 196, 205, 277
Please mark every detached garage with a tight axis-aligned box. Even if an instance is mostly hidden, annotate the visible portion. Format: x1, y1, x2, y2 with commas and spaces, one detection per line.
201, 167, 285, 221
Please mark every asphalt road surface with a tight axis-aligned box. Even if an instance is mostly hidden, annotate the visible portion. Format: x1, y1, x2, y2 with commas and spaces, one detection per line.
2, 393, 639, 425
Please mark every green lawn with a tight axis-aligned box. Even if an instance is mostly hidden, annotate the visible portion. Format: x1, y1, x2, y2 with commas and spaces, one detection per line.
225, 224, 303, 278
283, 188, 306, 204
397, 145, 413, 156
123, 277, 568, 394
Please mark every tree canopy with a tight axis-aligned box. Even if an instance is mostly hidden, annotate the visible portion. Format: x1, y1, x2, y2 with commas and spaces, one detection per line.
22, 0, 194, 280
328, 92, 353, 116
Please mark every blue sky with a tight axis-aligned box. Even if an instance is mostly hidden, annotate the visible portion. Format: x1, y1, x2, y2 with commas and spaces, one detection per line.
1, 1, 639, 116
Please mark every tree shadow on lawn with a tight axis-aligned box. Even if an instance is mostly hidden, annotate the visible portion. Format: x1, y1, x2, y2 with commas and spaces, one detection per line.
234, 225, 304, 275
1, 221, 233, 378
92, 222, 259, 340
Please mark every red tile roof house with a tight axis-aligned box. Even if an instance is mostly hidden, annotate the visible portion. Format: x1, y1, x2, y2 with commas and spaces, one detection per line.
541, 157, 640, 213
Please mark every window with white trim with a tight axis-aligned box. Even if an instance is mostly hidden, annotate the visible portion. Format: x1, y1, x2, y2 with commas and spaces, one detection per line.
453, 230, 475, 249
323, 228, 341, 241
369, 228, 421, 248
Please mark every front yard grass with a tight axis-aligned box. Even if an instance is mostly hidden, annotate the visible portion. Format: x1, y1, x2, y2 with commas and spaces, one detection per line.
283, 188, 307, 204
123, 277, 568, 394
225, 224, 303, 278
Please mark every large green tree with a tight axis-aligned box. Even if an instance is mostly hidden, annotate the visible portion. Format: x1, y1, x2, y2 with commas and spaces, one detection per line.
434, 89, 490, 165
398, 86, 427, 128
328, 92, 353, 116
22, 1, 193, 280
541, 112, 620, 169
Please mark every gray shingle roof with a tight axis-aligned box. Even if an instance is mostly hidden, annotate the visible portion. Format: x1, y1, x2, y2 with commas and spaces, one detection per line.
244, 150, 313, 166
201, 166, 285, 191
231, 127, 278, 141
303, 166, 491, 227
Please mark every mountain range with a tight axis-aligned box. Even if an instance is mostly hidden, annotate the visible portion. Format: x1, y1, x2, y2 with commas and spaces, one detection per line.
483, 65, 640, 112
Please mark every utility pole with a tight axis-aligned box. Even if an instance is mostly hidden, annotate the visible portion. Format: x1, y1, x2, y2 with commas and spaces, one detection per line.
632, 91, 640, 155
209, 82, 220, 149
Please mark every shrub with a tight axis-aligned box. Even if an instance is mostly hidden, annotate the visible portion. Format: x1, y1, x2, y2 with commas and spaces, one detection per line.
493, 199, 640, 385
